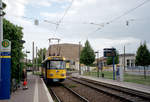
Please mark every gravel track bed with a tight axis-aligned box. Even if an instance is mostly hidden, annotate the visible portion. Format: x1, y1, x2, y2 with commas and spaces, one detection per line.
50, 84, 85, 102
63, 79, 123, 102
71, 77, 149, 102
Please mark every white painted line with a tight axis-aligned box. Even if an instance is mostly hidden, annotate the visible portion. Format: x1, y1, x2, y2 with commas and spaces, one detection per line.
34, 78, 39, 102
41, 78, 54, 102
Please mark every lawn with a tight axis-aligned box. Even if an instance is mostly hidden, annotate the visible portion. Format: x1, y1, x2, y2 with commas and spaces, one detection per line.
83, 71, 150, 86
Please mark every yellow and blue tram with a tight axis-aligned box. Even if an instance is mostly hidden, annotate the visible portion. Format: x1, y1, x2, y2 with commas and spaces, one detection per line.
41, 56, 66, 82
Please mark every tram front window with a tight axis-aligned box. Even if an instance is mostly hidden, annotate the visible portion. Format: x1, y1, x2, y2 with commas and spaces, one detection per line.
49, 61, 65, 69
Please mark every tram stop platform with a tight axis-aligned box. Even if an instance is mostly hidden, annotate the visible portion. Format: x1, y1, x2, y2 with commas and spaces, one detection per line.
0, 73, 53, 102
72, 73, 150, 94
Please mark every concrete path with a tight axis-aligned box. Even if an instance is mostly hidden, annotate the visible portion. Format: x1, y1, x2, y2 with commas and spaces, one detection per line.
72, 73, 150, 94
0, 74, 53, 102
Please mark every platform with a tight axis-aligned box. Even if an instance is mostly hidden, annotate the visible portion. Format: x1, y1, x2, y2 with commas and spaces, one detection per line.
72, 73, 150, 94
0, 73, 53, 102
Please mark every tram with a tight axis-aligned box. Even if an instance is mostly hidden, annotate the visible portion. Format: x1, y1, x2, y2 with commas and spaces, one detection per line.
41, 56, 66, 83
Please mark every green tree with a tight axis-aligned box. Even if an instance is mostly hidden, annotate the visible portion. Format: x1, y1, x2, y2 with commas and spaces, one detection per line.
80, 40, 95, 70
135, 42, 150, 79
3, 19, 24, 82
36, 48, 47, 67
107, 51, 119, 65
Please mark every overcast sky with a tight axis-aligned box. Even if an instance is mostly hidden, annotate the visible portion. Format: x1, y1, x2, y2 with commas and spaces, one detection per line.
3, 0, 150, 59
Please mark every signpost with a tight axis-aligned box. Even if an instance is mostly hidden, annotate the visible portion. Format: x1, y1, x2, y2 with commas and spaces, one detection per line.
0, 39, 11, 99
104, 48, 116, 80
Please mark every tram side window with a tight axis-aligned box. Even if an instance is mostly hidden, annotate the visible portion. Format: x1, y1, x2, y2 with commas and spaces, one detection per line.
47, 62, 50, 69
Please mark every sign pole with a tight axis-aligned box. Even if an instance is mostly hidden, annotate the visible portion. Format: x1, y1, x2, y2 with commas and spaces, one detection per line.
0, 0, 3, 82
113, 56, 115, 80
0, 39, 11, 99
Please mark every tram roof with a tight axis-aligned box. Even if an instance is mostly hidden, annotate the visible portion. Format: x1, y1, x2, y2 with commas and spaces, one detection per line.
42, 56, 65, 63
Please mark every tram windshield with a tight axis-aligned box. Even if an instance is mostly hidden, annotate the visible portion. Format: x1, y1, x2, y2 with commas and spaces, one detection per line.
47, 61, 66, 69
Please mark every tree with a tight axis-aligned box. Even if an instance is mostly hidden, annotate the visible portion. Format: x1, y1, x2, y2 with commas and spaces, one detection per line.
107, 51, 119, 65
3, 19, 24, 82
36, 48, 47, 67
80, 40, 95, 70
135, 42, 150, 79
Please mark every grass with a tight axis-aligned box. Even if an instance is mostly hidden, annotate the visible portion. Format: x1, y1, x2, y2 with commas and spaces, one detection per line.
124, 73, 150, 86
83, 71, 150, 86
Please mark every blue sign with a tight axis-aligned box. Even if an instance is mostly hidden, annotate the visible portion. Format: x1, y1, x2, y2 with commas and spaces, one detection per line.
0, 40, 11, 100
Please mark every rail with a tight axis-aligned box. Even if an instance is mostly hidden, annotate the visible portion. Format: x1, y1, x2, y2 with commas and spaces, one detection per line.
69, 77, 150, 102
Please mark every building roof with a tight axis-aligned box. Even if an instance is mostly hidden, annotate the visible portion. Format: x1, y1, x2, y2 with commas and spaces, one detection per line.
119, 53, 135, 57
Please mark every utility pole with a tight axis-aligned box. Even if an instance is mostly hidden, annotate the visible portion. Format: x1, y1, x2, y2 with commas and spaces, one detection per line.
0, 0, 3, 41
124, 45, 125, 71
0, 0, 3, 82
97, 51, 99, 77
32, 42, 34, 74
79, 41, 81, 75
36, 46, 38, 71
41, 48, 43, 61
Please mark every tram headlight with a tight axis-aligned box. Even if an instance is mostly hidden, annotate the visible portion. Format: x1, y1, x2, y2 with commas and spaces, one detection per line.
50, 73, 53, 76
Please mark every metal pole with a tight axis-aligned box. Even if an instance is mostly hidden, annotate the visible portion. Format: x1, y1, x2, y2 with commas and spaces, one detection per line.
32, 42, 34, 74
124, 45, 125, 71
79, 41, 81, 75
36, 46, 38, 71
41, 49, 43, 61
26, 51, 27, 68
113, 56, 115, 80
97, 51, 99, 77
0, 0, 3, 82
0, 0, 3, 41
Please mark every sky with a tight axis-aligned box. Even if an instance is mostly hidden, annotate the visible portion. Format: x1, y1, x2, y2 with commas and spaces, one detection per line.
3, 0, 150, 59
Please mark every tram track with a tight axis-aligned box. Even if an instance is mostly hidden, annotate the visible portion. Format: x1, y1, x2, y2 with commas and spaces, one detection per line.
69, 77, 150, 102
49, 83, 89, 102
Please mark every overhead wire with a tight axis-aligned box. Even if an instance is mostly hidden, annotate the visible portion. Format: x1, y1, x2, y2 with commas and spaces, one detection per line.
54, 0, 74, 35
109, 0, 150, 24
89, 0, 150, 34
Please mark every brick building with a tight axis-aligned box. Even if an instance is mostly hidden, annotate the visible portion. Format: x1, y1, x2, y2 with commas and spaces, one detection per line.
46, 43, 82, 70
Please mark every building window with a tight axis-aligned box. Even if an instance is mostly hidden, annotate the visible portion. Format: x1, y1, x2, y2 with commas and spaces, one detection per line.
131, 59, 134, 67
127, 59, 130, 67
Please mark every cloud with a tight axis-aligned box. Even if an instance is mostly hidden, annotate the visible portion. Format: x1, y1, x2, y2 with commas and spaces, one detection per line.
61, 37, 140, 57
4, 0, 150, 59
36, 1, 51, 7
28, 0, 52, 7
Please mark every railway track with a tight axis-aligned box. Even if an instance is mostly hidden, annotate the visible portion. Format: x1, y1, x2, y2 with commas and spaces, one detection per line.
49, 83, 89, 102
69, 77, 150, 102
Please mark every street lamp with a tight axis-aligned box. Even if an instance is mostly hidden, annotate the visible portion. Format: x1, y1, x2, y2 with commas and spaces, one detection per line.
18, 40, 25, 84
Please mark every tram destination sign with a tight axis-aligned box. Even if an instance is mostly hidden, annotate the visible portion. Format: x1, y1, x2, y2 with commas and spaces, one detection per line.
103, 48, 116, 57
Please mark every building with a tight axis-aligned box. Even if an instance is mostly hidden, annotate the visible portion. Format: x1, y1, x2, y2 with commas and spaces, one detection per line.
46, 43, 82, 70
119, 53, 136, 68
97, 53, 136, 71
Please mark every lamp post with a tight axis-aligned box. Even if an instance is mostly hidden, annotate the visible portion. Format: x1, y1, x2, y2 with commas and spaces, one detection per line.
26, 51, 30, 69
18, 40, 25, 83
